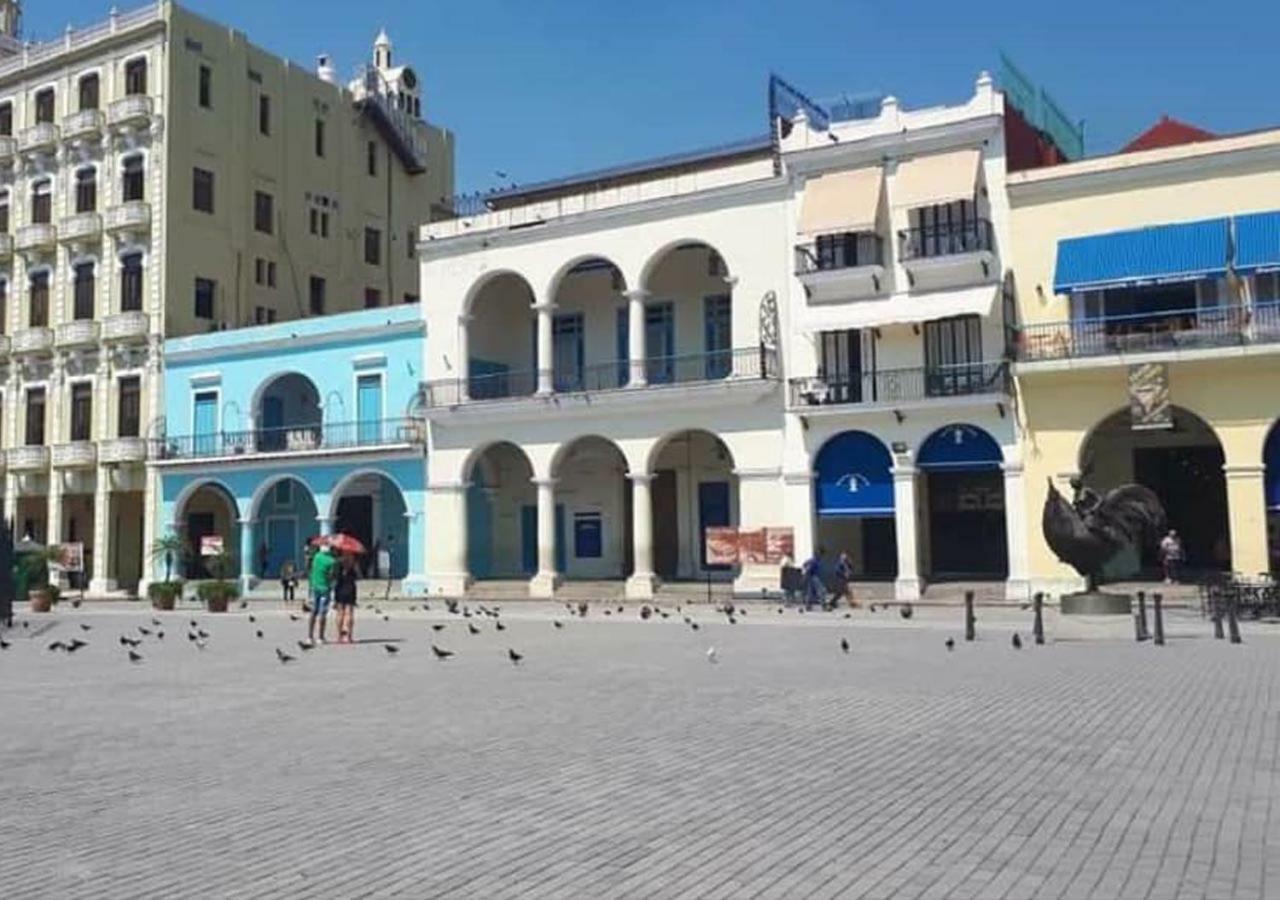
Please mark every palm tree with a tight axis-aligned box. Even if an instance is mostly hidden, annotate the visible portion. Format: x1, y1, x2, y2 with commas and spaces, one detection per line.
150, 534, 187, 583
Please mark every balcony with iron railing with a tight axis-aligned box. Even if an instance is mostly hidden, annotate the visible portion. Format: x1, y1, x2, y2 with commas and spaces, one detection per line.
422, 346, 780, 410
795, 233, 887, 301
898, 218, 997, 290
155, 417, 426, 463
789, 361, 1010, 410
1013, 302, 1280, 364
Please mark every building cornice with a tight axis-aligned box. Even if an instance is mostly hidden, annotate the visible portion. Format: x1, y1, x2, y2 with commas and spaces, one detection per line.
418, 175, 789, 261
163, 318, 423, 365
0, 3, 167, 88
783, 115, 1003, 177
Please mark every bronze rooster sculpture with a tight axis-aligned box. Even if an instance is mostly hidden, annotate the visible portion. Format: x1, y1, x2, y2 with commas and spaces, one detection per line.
1042, 478, 1166, 590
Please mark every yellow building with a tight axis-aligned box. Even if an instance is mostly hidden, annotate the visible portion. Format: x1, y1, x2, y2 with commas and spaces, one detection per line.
1007, 128, 1280, 595
0, 1, 453, 595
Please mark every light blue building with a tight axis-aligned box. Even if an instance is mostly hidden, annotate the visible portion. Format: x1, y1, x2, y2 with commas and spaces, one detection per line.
151, 306, 428, 593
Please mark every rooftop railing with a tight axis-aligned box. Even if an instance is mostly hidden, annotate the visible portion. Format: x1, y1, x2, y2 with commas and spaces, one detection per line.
1013, 302, 1280, 362
790, 361, 1009, 408
0, 3, 162, 79
156, 417, 425, 461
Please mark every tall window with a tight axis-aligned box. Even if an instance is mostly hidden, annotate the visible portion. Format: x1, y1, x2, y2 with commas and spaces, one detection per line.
192, 167, 214, 213
258, 94, 270, 135
194, 277, 215, 320
253, 191, 273, 234
24, 387, 45, 446
34, 88, 54, 124
364, 227, 381, 265
28, 271, 48, 327
75, 167, 97, 213
364, 287, 382, 308
122, 155, 145, 202
703, 294, 732, 378
0, 279, 7, 335
314, 119, 325, 157
923, 314, 983, 396
117, 375, 141, 438
78, 73, 100, 111
0, 102, 11, 137
124, 58, 147, 96
367, 140, 378, 176
120, 253, 143, 312
309, 275, 325, 315
73, 262, 95, 320
30, 179, 51, 224
198, 65, 212, 108
0, 189, 10, 233
69, 382, 92, 442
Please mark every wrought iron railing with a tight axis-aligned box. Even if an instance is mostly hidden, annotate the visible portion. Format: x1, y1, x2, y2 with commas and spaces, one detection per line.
422, 346, 779, 407
1013, 302, 1280, 362
156, 417, 425, 461
899, 219, 994, 261
789, 361, 1009, 407
795, 233, 885, 275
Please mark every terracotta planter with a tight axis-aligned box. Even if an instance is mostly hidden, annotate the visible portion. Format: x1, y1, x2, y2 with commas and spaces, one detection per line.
205, 595, 230, 613
29, 588, 54, 613
152, 593, 176, 611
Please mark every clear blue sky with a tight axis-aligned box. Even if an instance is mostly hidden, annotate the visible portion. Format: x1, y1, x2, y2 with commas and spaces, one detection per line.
30, 0, 1274, 195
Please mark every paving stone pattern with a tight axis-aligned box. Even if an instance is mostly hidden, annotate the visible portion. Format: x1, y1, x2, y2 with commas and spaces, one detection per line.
1, 603, 1277, 899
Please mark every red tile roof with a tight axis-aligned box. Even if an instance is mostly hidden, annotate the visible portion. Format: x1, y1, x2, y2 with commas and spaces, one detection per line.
1122, 115, 1216, 153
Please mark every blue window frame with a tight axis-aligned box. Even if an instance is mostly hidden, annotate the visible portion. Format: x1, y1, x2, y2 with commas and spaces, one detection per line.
356, 373, 382, 444
552, 313, 583, 391
616, 306, 629, 387
573, 512, 603, 558
193, 390, 217, 456
704, 294, 731, 378
645, 302, 674, 384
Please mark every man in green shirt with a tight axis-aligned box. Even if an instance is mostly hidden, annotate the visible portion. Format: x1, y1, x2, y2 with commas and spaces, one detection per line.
307, 543, 338, 644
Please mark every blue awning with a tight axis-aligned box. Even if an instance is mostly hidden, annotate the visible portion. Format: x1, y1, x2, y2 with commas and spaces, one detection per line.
1053, 217, 1230, 294
1235, 211, 1280, 274
1266, 427, 1280, 511
815, 431, 894, 517
918, 424, 1002, 472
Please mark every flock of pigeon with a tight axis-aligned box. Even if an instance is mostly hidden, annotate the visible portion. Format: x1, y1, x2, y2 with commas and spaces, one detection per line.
0, 595, 1033, 666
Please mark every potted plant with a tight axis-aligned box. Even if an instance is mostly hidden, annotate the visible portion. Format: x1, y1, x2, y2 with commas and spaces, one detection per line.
21, 547, 63, 613
148, 534, 188, 610
197, 549, 239, 613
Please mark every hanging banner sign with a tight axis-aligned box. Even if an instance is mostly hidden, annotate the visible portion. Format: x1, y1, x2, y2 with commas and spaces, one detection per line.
1129, 362, 1172, 431
200, 535, 225, 557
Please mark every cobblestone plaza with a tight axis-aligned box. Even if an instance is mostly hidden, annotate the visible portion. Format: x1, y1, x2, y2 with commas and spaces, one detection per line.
2, 603, 1278, 899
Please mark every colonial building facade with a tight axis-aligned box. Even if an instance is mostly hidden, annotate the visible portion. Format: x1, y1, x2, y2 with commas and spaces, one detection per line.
0, 1, 452, 594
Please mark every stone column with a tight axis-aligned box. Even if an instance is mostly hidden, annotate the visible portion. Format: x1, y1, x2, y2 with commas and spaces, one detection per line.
238, 517, 255, 593
456, 314, 472, 402
316, 515, 333, 537
1224, 464, 1269, 577
1002, 461, 1031, 602
534, 302, 556, 396
891, 465, 922, 601
425, 481, 471, 598
89, 470, 114, 595
783, 470, 815, 566
625, 473, 656, 599
529, 477, 560, 598
625, 289, 648, 388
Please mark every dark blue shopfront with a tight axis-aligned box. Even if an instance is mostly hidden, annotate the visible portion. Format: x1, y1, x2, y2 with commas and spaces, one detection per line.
918, 424, 1007, 580
814, 431, 897, 578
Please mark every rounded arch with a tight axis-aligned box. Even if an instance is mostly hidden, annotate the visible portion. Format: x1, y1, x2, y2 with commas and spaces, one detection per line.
461, 268, 536, 317
249, 473, 319, 521
1077, 404, 1221, 473
550, 434, 631, 478
249, 370, 321, 422
545, 254, 628, 303
462, 439, 535, 486
172, 477, 240, 525
465, 441, 538, 580
645, 427, 736, 476
639, 238, 732, 290
813, 430, 895, 517
917, 423, 1004, 472
327, 467, 410, 520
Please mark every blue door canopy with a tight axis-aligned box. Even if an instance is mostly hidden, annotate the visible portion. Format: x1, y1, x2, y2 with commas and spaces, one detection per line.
1235, 211, 1280, 274
1266, 426, 1280, 511
815, 431, 894, 517
918, 424, 1002, 472
1053, 217, 1229, 294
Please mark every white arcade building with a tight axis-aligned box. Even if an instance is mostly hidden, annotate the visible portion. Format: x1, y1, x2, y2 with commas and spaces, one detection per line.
419, 72, 1065, 601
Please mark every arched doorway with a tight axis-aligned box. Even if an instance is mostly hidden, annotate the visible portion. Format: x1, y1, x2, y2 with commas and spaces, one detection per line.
552, 436, 631, 579
251, 477, 318, 579
641, 242, 733, 383
176, 482, 239, 579
467, 442, 536, 579
255, 373, 322, 452
548, 257, 627, 390
918, 424, 1007, 580
331, 472, 410, 579
467, 273, 537, 399
813, 431, 897, 579
649, 430, 737, 581
1266, 423, 1280, 573
1080, 406, 1229, 578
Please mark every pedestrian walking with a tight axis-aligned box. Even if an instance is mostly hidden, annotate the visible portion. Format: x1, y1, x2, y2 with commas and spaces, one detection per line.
835, 550, 857, 608
802, 549, 825, 610
333, 553, 359, 644
307, 542, 338, 644
1159, 529, 1184, 584
279, 558, 297, 606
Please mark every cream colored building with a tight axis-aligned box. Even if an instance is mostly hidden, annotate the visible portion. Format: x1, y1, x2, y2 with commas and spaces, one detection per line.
0, 1, 453, 594
1008, 129, 1280, 594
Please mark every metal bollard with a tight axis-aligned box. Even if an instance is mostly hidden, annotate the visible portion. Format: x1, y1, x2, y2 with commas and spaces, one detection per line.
1137, 591, 1150, 641
1227, 592, 1243, 645
1033, 591, 1045, 645
964, 590, 976, 641
1133, 602, 1146, 642
1152, 592, 1165, 646
1212, 594, 1225, 640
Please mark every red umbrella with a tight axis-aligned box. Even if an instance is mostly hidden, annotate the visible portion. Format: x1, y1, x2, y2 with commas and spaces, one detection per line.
310, 533, 366, 555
